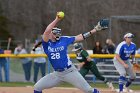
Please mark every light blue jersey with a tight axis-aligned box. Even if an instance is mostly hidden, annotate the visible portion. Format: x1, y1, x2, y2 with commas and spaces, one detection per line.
42, 36, 75, 70
115, 41, 136, 61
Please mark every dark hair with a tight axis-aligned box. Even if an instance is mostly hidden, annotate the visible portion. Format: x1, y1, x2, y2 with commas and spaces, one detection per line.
95, 41, 102, 47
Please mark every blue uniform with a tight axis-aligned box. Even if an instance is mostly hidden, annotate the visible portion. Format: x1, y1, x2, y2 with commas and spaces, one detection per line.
42, 36, 75, 70
115, 41, 136, 60
34, 36, 100, 93
113, 41, 136, 92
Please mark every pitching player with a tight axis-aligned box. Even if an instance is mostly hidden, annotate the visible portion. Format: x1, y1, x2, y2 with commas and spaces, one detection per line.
72, 43, 114, 90
34, 12, 108, 93
113, 33, 136, 93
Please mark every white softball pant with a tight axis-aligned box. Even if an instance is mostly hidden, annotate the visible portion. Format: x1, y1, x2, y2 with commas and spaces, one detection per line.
34, 65, 95, 93
113, 59, 136, 79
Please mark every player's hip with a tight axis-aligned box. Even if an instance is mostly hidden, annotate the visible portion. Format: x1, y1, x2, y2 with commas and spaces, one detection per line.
55, 65, 78, 75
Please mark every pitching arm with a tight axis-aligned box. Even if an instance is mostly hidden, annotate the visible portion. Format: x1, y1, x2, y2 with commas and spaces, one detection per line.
43, 16, 61, 42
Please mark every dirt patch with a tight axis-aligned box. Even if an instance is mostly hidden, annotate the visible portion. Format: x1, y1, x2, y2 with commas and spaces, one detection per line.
0, 87, 139, 93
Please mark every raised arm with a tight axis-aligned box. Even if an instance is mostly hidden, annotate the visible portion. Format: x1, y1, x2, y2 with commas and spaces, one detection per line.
43, 14, 63, 42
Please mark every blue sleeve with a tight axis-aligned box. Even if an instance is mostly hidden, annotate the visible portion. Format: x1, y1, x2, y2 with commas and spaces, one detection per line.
42, 40, 49, 46
64, 36, 75, 45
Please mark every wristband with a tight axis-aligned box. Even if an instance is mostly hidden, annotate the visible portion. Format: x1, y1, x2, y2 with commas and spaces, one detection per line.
82, 31, 92, 39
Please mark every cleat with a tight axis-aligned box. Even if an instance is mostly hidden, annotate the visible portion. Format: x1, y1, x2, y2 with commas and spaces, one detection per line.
115, 89, 123, 93
119, 92, 123, 93
93, 88, 100, 93
123, 86, 134, 93
106, 82, 114, 90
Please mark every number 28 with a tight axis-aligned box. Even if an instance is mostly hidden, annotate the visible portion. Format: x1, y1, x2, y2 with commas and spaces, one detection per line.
51, 53, 60, 59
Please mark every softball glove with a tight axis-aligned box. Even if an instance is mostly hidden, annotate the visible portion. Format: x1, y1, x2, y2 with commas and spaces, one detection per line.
94, 19, 109, 31
133, 63, 140, 73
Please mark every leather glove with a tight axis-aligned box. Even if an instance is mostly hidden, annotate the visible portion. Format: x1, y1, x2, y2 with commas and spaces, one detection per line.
133, 63, 140, 73
94, 19, 109, 31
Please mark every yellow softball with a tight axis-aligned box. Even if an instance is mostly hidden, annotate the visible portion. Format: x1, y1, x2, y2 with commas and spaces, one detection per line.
57, 11, 65, 19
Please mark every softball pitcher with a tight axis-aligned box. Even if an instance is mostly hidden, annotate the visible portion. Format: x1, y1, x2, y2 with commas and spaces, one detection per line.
72, 43, 114, 90
34, 12, 108, 93
113, 33, 136, 93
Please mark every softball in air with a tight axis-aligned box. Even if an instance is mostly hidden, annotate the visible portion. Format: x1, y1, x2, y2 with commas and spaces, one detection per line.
57, 11, 65, 19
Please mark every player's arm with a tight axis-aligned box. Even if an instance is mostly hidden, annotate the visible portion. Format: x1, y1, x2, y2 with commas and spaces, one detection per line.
82, 50, 92, 62
115, 43, 128, 68
74, 29, 97, 42
131, 46, 136, 64
131, 55, 136, 64
86, 56, 92, 62
79, 62, 85, 68
74, 19, 109, 42
43, 16, 61, 42
115, 54, 128, 68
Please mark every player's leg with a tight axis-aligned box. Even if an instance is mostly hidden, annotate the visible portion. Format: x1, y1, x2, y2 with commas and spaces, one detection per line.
113, 59, 126, 92
63, 66, 99, 93
90, 63, 114, 90
34, 72, 61, 93
90, 63, 105, 81
79, 67, 89, 77
124, 61, 136, 91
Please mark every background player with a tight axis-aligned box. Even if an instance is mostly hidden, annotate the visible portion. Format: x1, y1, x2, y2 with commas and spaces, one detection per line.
113, 33, 136, 93
72, 43, 114, 90
34, 12, 108, 93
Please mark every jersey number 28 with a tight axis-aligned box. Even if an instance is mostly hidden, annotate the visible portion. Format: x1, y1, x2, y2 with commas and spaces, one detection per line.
51, 53, 60, 59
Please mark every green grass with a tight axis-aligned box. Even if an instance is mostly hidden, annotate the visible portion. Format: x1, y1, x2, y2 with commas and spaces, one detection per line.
0, 82, 140, 90
0, 82, 34, 87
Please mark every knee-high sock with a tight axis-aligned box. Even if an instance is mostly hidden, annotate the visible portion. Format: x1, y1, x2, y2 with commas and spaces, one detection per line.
125, 78, 134, 87
119, 76, 125, 92
34, 90, 42, 93
93, 88, 99, 93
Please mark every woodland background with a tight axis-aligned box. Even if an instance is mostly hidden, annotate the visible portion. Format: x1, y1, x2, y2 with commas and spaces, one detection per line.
0, 0, 140, 49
